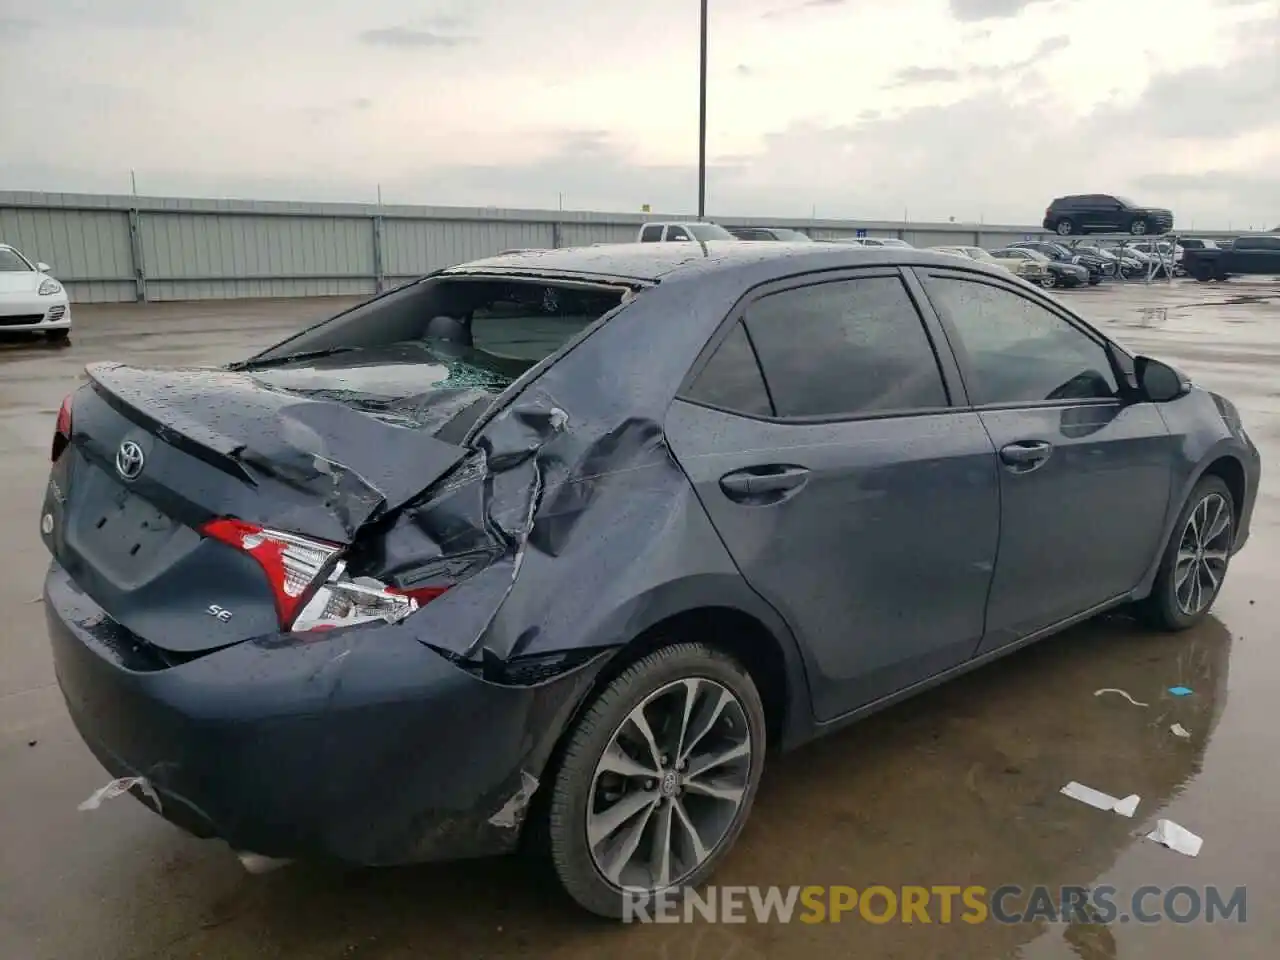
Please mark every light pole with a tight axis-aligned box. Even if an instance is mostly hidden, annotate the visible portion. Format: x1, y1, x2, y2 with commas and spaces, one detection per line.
697, 0, 708, 219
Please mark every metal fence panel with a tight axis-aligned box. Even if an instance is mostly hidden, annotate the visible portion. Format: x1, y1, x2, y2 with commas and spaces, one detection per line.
0, 205, 132, 302
381, 218, 555, 280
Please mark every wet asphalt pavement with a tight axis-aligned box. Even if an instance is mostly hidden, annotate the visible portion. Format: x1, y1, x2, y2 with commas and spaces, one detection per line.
2, 281, 1278, 959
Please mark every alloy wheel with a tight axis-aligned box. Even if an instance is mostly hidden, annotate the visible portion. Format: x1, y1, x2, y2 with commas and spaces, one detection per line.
586, 677, 752, 892
1174, 493, 1232, 617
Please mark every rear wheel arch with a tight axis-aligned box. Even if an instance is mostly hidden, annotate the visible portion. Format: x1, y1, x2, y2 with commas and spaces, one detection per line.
520, 599, 807, 854
587, 606, 794, 752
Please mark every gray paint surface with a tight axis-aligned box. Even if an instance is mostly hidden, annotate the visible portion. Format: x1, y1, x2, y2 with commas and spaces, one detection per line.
1, 191, 1241, 304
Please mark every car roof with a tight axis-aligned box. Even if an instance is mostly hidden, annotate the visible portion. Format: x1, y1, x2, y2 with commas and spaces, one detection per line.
444, 241, 984, 285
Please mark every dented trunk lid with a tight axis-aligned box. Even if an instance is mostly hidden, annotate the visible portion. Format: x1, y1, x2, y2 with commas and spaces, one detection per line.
41, 361, 475, 653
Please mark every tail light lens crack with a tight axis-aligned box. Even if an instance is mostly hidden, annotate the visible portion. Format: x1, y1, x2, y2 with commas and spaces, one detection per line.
200, 518, 449, 632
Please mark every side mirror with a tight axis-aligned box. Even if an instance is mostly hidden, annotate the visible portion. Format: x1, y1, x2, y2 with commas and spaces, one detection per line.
1135, 355, 1191, 402
36, 261, 51, 272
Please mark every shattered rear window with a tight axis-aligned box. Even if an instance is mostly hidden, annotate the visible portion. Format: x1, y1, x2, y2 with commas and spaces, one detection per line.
242, 278, 629, 383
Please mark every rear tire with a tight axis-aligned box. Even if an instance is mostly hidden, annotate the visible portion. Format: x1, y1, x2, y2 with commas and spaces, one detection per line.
547, 642, 766, 919
1055, 218, 1076, 236
1039, 275, 1057, 289
1192, 261, 1213, 282
1138, 476, 1234, 631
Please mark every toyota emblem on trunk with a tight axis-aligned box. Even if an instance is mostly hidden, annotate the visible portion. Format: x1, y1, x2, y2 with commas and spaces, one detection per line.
116, 440, 145, 480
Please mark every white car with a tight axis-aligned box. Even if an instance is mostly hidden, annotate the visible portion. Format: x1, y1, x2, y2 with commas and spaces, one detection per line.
934, 244, 1053, 286
637, 222, 736, 243
0, 244, 70, 341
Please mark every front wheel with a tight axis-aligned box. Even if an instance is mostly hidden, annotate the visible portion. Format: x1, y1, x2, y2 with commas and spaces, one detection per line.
1039, 274, 1057, 289
46, 328, 70, 343
547, 643, 766, 918
1129, 219, 1149, 235
1138, 476, 1234, 631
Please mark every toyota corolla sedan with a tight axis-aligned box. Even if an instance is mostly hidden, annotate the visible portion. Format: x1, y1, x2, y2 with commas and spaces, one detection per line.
1, 243, 70, 340
41, 243, 1259, 918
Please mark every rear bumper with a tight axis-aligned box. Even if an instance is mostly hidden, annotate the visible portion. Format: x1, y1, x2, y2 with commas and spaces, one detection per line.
45, 562, 605, 865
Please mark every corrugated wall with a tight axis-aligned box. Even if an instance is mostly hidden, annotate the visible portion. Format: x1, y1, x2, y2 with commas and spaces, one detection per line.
381, 218, 555, 284
0, 191, 1237, 304
141, 214, 376, 301
0, 203, 135, 303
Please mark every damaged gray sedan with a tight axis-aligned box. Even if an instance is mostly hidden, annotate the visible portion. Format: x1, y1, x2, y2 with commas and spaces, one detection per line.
41, 242, 1259, 917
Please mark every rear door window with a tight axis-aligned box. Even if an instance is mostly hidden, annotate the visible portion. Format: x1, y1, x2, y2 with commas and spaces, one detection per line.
683, 321, 773, 416
744, 275, 949, 418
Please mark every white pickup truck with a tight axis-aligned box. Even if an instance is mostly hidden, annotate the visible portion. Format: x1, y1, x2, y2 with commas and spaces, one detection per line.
637, 222, 736, 243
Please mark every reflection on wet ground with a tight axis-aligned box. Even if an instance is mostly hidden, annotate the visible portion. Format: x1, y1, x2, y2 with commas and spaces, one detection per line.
1, 283, 1278, 959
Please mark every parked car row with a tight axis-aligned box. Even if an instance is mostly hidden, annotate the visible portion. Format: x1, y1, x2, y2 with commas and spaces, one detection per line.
635, 221, 1278, 286
931, 246, 1055, 287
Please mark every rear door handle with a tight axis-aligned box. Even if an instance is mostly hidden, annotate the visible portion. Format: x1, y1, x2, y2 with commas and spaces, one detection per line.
719, 465, 810, 501
999, 441, 1053, 470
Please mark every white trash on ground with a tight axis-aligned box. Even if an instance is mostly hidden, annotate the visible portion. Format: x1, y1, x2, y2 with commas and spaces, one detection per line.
1093, 688, 1149, 707
1060, 781, 1141, 817
77, 776, 162, 813
1146, 819, 1204, 856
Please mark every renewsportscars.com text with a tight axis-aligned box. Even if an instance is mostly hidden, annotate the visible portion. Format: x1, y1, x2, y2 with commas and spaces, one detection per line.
622, 885, 1247, 924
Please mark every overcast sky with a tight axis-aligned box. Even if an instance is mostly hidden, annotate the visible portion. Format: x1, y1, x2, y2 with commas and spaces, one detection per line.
1, 0, 1277, 227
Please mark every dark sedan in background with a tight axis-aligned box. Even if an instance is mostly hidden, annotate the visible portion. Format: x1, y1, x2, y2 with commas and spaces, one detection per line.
41, 242, 1259, 918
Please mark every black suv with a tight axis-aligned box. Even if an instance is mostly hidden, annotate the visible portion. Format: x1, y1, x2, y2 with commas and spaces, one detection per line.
1042, 195, 1174, 237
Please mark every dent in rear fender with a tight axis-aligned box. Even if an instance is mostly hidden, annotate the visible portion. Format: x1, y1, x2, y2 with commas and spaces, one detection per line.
398, 391, 813, 743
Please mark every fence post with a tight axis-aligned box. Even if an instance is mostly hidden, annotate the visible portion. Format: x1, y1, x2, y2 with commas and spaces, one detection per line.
127, 208, 148, 302
552, 221, 563, 249
372, 214, 385, 293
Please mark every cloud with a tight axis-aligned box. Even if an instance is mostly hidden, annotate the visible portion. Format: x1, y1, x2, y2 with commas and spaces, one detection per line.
358, 26, 477, 48
0, 17, 38, 39
889, 66, 962, 86
38, 0, 201, 29
1089, 22, 1278, 140
763, 0, 847, 20
948, 0, 1053, 20
888, 35, 1069, 86
1131, 171, 1280, 229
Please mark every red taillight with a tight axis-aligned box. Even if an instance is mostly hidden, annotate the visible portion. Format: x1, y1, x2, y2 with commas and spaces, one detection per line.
201, 518, 341, 627
199, 517, 450, 631
52, 394, 73, 462
392, 585, 451, 605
